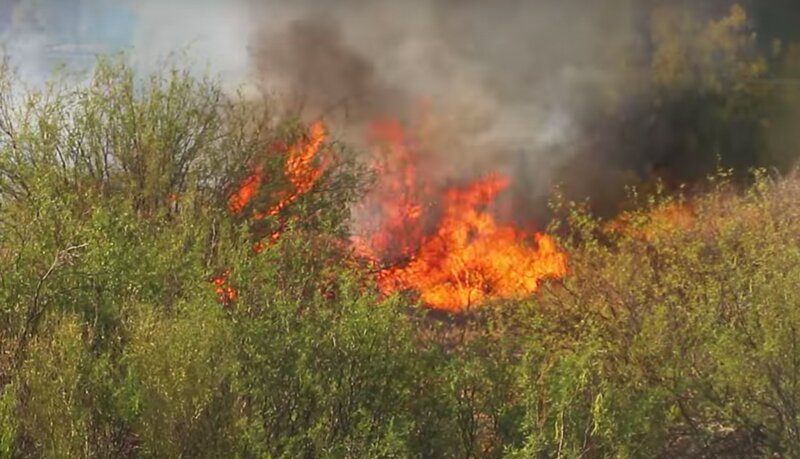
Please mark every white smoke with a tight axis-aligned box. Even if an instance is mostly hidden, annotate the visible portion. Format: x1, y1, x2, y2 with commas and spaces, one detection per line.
128, 0, 253, 89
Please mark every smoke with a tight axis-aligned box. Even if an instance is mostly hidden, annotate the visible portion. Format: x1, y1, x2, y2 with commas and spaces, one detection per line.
249, 0, 800, 220
251, 1, 633, 176
0, 0, 128, 81
246, 0, 655, 226
128, 0, 253, 87
3, 0, 800, 220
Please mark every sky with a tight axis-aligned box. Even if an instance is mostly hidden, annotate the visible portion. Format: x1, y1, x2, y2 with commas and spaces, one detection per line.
0, 0, 252, 85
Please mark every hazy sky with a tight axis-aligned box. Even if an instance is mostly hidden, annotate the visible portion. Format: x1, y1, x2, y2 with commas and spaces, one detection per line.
0, 0, 252, 84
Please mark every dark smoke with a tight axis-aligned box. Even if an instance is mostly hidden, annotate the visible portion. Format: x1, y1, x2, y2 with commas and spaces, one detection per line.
252, 16, 403, 125
248, 0, 800, 222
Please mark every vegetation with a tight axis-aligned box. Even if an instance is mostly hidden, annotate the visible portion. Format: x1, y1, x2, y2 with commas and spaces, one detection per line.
2, 5, 800, 458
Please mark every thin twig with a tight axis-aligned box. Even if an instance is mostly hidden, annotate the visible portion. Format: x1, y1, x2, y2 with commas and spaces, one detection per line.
12, 242, 88, 370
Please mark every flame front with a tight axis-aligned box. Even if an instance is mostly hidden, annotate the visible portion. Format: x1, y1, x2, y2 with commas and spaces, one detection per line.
222, 118, 567, 312
374, 175, 567, 312
356, 120, 568, 312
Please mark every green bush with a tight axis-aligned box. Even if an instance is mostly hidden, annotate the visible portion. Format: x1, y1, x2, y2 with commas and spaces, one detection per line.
3, 42, 800, 458
505, 172, 800, 457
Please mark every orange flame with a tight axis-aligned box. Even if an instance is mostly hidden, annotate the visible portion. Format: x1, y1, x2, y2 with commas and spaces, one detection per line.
212, 270, 237, 307
375, 175, 567, 311
352, 120, 430, 263
229, 167, 263, 215
229, 120, 328, 221
356, 120, 567, 312
256, 121, 328, 219
218, 121, 329, 305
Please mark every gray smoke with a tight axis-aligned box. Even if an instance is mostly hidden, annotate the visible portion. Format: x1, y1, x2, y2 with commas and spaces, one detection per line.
3, 0, 797, 221
248, 0, 644, 218
249, 0, 800, 221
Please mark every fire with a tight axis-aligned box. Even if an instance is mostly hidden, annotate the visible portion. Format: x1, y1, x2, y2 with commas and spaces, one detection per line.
228, 167, 263, 215
257, 121, 328, 219
352, 120, 430, 263
221, 117, 568, 312
216, 121, 329, 305
355, 119, 568, 312
229, 120, 328, 221
374, 175, 567, 311
213, 270, 237, 307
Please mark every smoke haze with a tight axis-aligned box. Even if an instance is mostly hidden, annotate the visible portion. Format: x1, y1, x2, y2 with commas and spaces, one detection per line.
251, 1, 633, 176
3, 0, 800, 219
250, 0, 779, 221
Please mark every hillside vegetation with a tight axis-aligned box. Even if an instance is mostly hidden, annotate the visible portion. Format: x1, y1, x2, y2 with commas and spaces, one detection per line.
1, 56, 800, 457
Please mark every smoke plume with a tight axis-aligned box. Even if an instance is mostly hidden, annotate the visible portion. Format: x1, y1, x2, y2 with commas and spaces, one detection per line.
249, 0, 800, 221
3, 0, 800, 219
250, 1, 634, 194
0, 0, 252, 87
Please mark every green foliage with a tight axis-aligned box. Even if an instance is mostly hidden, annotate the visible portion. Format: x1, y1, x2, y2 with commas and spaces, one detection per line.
0, 56, 374, 457
16, 315, 90, 458
118, 301, 237, 457
504, 170, 800, 457
3, 18, 800, 458
233, 270, 420, 457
